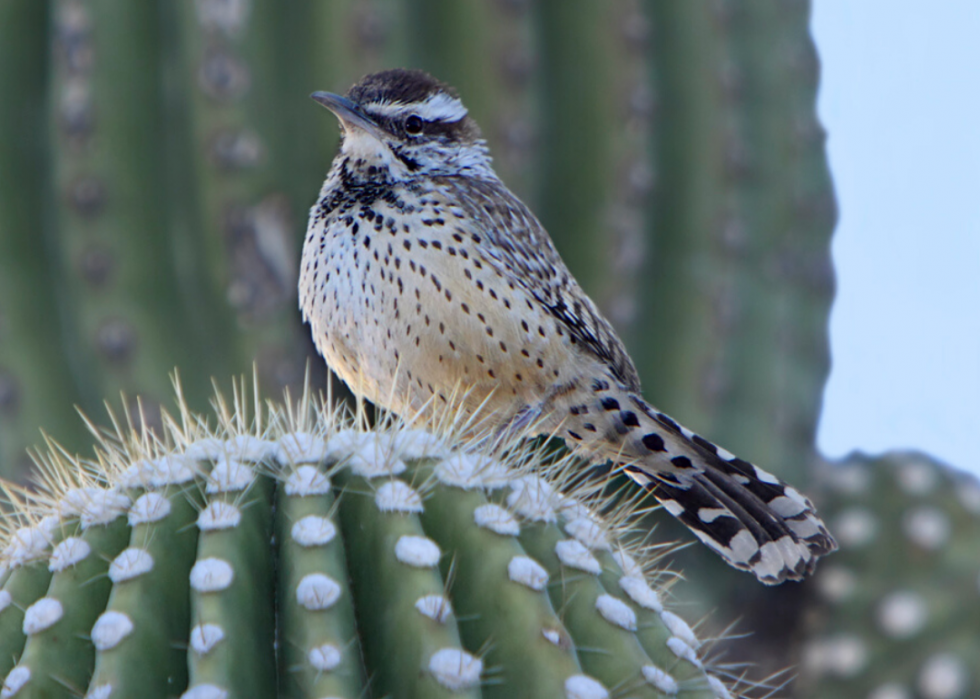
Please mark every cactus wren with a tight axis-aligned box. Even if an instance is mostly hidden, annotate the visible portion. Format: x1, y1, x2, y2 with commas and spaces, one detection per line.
300, 69, 836, 584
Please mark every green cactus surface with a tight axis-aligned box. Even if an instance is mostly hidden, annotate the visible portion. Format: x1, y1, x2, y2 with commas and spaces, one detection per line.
798, 452, 980, 699
47, 0, 215, 417
0, 382, 749, 699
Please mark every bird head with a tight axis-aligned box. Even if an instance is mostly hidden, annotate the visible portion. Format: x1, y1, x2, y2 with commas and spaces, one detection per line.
312, 69, 493, 182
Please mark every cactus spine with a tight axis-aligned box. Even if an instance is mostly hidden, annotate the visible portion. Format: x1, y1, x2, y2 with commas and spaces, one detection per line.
0, 382, 743, 699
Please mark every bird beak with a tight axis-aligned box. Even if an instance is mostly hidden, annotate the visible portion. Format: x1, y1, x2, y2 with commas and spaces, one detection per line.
311, 91, 386, 141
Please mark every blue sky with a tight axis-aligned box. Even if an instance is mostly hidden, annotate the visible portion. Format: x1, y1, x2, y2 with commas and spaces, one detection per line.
811, 3, 980, 475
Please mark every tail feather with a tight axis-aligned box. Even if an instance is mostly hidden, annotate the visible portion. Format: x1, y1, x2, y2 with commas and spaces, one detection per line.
614, 394, 837, 585
551, 384, 836, 584
627, 462, 833, 584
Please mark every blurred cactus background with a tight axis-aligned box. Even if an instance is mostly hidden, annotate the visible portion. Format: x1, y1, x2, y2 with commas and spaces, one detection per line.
800, 452, 980, 698
0, 1, 976, 697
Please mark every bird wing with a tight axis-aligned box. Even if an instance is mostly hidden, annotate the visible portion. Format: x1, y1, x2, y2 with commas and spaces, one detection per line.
437, 175, 643, 393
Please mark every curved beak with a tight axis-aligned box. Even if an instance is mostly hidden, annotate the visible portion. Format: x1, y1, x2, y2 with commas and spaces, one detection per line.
311, 91, 385, 140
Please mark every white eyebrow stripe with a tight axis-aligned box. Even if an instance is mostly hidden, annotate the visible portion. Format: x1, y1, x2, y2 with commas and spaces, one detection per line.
368, 92, 468, 123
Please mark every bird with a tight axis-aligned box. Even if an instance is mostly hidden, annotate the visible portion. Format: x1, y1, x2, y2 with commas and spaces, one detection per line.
299, 68, 837, 585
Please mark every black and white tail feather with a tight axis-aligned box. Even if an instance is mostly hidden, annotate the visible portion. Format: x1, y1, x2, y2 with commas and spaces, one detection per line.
613, 393, 836, 585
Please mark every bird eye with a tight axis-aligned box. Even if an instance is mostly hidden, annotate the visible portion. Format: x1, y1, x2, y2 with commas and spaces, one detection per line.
405, 115, 424, 135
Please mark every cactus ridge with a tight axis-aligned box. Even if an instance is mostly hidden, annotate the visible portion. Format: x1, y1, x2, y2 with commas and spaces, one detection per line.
0, 381, 751, 699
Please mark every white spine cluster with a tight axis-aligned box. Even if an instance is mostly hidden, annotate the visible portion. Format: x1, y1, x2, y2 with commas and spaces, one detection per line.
190, 624, 225, 655
285, 465, 331, 496
189, 558, 234, 593
108, 548, 155, 583
128, 492, 171, 525
554, 539, 602, 575
296, 573, 341, 611
290, 515, 337, 547
428, 648, 482, 691
394, 535, 441, 568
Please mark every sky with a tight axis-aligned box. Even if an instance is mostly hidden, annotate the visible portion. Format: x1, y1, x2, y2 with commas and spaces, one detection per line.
811, 3, 980, 476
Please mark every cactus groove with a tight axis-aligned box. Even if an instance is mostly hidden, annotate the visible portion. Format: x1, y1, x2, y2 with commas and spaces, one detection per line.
0, 383, 745, 699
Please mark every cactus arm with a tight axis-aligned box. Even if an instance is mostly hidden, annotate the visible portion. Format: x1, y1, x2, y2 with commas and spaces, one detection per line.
623, 4, 838, 679
637, 1, 730, 434
533, 0, 618, 295
276, 463, 365, 699
47, 0, 212, 418
704, 1, 835, 474
638, 1, 835, 476
414, 460, 582, 699
335, 466, 482, 699
86, 483, 200, 698
802, 453, 980, 698
185, 470, 277, 698
172, 0, 309, 394
0, 0, 89, 477
15, 510, 131, 697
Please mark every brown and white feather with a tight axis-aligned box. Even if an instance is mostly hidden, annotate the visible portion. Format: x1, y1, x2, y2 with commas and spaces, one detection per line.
300, 69, 837, 584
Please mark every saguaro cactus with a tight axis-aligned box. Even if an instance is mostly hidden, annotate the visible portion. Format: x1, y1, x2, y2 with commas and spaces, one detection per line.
799, 452, 980, 699
0, 1, 89, 479
0, 382, 747, 699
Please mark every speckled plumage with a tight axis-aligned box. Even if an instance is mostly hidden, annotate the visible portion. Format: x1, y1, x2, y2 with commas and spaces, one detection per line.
300, 69, 837, 584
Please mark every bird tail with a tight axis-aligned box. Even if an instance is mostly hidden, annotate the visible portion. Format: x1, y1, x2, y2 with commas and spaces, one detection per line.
616, 396, 837, 585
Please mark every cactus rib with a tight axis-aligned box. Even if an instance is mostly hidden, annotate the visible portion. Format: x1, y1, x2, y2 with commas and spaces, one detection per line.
0, 382, 740, 699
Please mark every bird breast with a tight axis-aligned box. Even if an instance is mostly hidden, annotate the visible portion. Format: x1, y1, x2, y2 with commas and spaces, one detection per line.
300, 180, 595, 423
